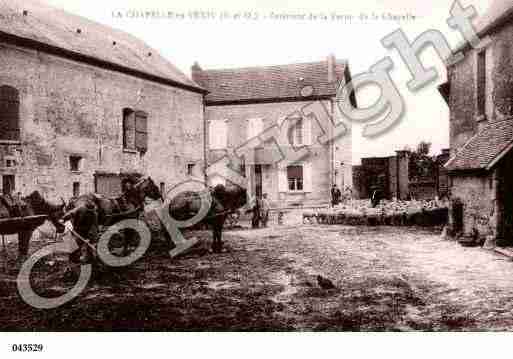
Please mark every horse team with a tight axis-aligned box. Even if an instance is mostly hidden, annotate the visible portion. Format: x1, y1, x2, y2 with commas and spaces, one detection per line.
0, 176, 247, 265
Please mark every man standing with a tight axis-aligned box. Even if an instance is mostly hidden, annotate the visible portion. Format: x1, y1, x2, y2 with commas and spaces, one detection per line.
260, 193, 270, 227
247, 195, 260, 228
331, 184, 341, 207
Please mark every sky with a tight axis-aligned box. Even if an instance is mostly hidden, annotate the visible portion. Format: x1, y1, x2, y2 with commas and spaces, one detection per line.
43, 0, 493, 164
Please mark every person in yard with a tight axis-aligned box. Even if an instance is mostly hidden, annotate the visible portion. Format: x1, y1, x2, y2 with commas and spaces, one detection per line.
370, 186, 384, 208
246, 195, 260, 228
260, 193, 270, 227
331, 184, 341, 207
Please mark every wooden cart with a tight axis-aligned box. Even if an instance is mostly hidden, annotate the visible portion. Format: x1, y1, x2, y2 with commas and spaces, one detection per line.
0, 215, 49, 269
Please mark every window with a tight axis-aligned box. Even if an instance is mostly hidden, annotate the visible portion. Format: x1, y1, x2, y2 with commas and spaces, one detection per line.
123, 108, 148, 152
73, 182, 80, 197
291, 118, 304, 146
5, 158, 16, 168
285, 116, 309, 146
2, 175, 15, 195
287, 165, 303, 191
209, 120, 228, 150
239, 163, 246, 177
477, 50, 486, 116
135, 111, 148, 152
187, 163, 195, 176
0, 85, 20, 141
69, 155, 82, 172
160, 182, 165, 196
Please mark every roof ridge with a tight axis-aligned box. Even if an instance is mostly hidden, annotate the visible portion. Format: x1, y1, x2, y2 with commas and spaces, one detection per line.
0, 0, 202, 92
200, 59, 347, 74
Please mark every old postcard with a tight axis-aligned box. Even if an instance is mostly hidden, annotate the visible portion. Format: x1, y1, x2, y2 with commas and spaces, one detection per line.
0, 0, 511, 356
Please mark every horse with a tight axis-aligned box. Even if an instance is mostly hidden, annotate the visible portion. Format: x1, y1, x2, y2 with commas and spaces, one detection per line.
0, 191, 66, 257
169, 184, 247, 253
61, 176, 163, 263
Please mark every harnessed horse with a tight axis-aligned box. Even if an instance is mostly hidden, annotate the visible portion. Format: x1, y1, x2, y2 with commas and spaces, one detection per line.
61, 176, 162, 263
169, 184, 247, 253
0, 191, 66, 257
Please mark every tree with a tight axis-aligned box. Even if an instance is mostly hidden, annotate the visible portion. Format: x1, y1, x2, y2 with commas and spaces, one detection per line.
410, 141, 435, 180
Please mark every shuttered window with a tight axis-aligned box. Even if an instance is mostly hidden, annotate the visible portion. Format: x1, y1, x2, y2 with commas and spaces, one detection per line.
135, 111, 148, 152
123, 108, 148, 152
287, 116, 311, 146
287, 165, 303, 191
279, 162, 312, 193
293, 118, 303, 145
123, 108, 135, 150
0, 86, 20, 141
477, 50, 486, 116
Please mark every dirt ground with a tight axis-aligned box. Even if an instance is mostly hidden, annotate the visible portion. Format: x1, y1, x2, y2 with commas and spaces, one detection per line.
1, 219, 513, 331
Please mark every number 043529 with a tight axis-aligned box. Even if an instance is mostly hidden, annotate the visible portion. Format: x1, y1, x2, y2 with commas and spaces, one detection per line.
11, 344, 44, 352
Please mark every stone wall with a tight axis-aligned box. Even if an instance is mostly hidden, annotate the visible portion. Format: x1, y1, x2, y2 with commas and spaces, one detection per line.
0, 43, 205, 200
450, 173, 496, 237
353, 149, 448, 200
446, 18, 513, 240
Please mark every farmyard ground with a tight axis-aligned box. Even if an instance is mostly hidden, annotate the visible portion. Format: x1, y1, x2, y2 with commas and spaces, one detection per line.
1, 223, 513, 331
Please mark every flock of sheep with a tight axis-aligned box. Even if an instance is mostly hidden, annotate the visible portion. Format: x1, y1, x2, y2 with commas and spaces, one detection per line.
303, 198, 449, 227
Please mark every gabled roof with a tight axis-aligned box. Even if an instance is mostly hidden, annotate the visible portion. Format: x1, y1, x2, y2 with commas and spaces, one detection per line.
0, 0, 204, 93
445, 119, 513, 172
476, 0, 513, 37
194, 59, 347, 105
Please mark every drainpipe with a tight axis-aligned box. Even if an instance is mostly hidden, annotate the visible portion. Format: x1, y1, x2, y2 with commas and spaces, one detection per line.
330, 99, 335, 190
494, 168, 502, 240
396, 155, 400, 199
202, 100, 208, 185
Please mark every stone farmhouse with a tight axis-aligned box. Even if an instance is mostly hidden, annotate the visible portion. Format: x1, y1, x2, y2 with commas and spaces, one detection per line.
0, 0, 354, 208
192, 58, 354, 207
442, 0, 513, 244
0, 0, 206, 199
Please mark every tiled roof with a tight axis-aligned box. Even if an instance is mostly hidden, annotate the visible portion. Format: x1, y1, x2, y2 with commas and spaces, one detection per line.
0, 0, 203, 92
194, 60, 346, 104
476, 0, 513, 36
445, 119, 513, 171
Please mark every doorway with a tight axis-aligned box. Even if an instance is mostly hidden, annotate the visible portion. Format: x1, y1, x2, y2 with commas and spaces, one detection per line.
254, 165, 262, 198
500, 152, 513, 244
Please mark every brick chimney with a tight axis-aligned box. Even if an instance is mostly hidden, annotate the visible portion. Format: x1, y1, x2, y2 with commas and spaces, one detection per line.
327, 54, 336, 83
191, 61, 203, 84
